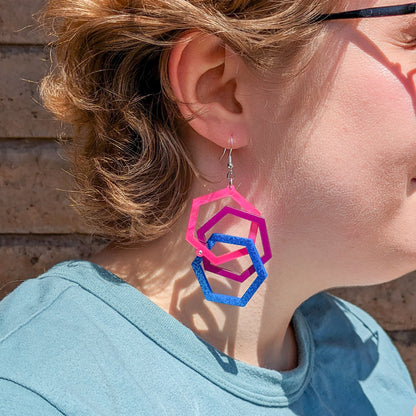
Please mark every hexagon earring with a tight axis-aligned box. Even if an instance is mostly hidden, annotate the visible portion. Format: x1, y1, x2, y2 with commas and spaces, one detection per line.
185, 137, 272, 306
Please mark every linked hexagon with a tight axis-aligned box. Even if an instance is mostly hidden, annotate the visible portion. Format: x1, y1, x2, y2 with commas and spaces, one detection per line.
197, 206, 271, 282
191, 233, 268, 307
186, 186, 262, 266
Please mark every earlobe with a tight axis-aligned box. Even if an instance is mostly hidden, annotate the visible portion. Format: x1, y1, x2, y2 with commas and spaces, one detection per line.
168, 31, 248, 148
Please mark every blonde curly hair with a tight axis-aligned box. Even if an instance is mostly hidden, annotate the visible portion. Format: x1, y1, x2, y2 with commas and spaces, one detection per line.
37, 0, 338, 246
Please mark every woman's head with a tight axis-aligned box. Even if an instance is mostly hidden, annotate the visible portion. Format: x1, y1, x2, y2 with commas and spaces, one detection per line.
164, 0, 416, 289
39, 0, 416, 289
37, 0, 338, 245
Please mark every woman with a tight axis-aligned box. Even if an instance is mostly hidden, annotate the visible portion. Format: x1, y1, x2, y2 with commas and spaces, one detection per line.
0, 0, 415, 414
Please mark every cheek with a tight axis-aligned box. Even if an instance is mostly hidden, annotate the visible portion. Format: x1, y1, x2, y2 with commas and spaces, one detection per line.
274, 47, 416, 278
252, 37, 416, 282
333, 41, 416, 135
285, 151, 397, 239
298, 42, 416, 224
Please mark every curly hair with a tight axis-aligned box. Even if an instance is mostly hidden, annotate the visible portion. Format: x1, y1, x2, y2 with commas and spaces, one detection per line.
36, 0, 338, 247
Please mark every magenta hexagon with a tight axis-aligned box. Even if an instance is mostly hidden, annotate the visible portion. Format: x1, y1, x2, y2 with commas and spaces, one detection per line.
197, 206, 271, 282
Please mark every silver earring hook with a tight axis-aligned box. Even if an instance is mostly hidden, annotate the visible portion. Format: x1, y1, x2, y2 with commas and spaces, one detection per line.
219, 137, 234, 188
227, 137, 234, 188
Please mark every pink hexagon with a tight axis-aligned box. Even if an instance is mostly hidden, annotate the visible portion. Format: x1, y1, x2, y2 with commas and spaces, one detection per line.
186, 186, 261, 266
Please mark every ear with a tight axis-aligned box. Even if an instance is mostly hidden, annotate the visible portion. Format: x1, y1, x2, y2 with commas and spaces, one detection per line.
168, 31, 249, 149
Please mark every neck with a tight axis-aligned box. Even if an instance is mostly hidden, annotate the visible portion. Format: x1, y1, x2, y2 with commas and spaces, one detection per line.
89, 209, 313, 372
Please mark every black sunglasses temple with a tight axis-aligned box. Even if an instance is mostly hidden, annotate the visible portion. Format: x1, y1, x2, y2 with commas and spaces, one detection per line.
316, 2, 416, 21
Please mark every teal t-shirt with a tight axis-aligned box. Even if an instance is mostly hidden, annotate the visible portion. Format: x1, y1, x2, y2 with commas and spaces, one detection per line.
0, 260, 414, 415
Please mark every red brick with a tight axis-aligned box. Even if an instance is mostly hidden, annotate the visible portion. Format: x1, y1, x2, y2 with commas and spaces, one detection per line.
0, 0, 49, 44
0, 139, 86, 233
0, 46, 62, 138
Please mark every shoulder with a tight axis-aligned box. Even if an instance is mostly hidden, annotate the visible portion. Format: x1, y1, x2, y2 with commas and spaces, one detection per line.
0, 260, 120, 351
0, 262, 89, 414
0, 260, 158, 415
0, 262, 82, 345
0, 260, 116, 374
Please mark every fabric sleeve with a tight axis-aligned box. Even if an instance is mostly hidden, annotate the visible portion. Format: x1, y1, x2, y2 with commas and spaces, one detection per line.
0, 378, 65, 416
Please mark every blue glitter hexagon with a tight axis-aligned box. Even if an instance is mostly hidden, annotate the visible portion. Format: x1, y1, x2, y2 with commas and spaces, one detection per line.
191, 233, 268, 307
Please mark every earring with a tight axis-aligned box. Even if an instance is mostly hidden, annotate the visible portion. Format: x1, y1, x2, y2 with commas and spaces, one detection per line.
185, 138, 272, 307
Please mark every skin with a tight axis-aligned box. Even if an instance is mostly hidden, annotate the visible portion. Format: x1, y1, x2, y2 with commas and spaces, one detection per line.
91, 0, 416, 372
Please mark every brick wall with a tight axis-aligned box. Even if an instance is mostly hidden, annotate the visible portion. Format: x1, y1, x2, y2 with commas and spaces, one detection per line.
0, 0, 107, 295
1, 0, 415, 386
